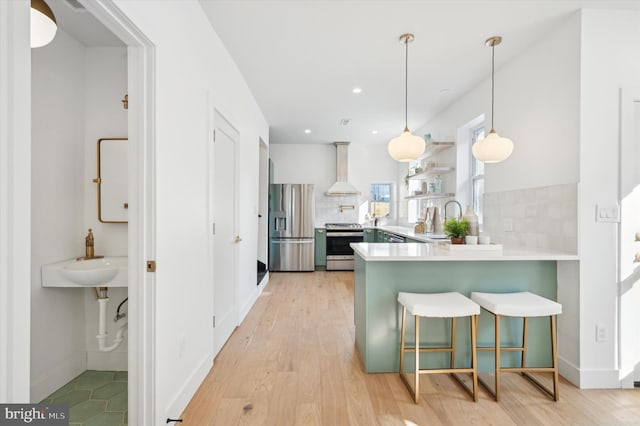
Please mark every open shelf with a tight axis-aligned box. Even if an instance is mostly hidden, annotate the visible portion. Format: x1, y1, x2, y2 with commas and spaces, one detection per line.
406, 166, 455, 180
418, 141, 455, 159
404, 192, 455, 201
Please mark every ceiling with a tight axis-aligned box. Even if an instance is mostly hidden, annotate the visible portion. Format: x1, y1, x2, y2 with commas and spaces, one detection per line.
38, 0, 640, 146
199, 0, 640, 146
46, 0, 124, 46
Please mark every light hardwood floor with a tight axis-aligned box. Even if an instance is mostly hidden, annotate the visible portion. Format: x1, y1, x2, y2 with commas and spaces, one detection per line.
181, 271, 640, 425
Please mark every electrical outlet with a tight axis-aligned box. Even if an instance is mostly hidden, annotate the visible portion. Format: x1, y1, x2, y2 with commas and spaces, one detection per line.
596, 324, 607, 342
503, 218, 513, 232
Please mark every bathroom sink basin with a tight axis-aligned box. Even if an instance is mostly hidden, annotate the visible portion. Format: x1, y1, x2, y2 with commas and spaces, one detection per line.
60, 258, 119, 286
42, 256, 127, 288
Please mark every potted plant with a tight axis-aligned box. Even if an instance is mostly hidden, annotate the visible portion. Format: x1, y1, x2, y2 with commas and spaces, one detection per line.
443, 217, 469, 244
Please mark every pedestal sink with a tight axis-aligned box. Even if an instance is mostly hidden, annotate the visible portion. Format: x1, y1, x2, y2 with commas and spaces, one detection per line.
42, 256, 127, 288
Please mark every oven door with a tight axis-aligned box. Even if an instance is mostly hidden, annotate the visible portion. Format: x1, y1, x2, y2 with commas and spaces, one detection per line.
326, 232, 363, 270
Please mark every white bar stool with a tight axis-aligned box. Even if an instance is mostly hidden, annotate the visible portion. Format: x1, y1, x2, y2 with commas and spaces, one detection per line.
470, 291, 562, 401
398, 291, 480, 403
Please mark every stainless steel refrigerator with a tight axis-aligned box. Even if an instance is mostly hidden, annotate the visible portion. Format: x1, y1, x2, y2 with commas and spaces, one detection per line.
269, 184, 315, 271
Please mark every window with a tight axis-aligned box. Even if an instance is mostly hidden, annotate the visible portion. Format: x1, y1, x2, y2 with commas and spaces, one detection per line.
471, 127, 485, 229
370, 183, 392, 218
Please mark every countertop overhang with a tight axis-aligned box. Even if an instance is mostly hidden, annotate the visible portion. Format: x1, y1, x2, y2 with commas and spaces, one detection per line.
351, 242, 579, 262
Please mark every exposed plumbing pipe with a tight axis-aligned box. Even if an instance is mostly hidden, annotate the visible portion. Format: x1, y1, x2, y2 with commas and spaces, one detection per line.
96, 297, 127, 352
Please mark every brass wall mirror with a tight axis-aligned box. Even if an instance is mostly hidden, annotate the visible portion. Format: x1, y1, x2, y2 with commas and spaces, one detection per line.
93, 138, 128, 223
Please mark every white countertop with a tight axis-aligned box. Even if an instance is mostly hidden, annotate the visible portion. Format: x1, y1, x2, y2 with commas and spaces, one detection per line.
351, 242, 579, 261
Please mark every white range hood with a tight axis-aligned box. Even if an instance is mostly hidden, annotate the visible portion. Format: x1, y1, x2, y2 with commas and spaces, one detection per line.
325, 142, 360, 196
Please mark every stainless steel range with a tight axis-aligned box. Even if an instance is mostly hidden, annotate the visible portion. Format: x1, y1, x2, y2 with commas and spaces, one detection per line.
325, 223, 363, 271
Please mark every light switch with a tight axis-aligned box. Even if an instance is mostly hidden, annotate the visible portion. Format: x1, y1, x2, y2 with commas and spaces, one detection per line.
596, 205, 620, 223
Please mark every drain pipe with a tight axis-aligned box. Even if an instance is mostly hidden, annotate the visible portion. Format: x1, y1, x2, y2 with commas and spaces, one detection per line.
95, 287, 127, 352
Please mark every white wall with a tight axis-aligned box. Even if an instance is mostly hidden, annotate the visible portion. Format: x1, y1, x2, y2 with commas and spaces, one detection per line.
418, 13, 581, 194
113, 1, 269, 420
578, 9, 640, 387
269, 141, 399, 225
83, 47, 128, 371
84, 47, 128, 255
30, 29, 87, 402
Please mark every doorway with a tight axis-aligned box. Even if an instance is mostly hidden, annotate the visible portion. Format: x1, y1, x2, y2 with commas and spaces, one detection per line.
211, 110, 239, 357
618, 88, 640, 388
69, 1, 157, 422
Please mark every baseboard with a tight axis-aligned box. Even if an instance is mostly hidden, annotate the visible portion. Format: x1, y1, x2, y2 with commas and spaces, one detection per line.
559, 356, 623, 388
166, 354, 213, 422
238, 272, 270, 323
258, 271, 269, 289
30, 352, 86, 403
87, 350, 128, 371
579, 368, 623, 389
558, 356, 580, 387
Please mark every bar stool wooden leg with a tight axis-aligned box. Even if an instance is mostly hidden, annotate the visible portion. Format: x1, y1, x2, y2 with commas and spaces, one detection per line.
414, 315, 420, 403
399, 306, 407, 375
495, 313, 501, 401
521, 317, 529, 372
450, 317, 457, 369
551, 315, 559, 401
471, 314, 478, 402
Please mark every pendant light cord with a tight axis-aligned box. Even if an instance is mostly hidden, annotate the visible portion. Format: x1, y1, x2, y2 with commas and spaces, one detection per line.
491, 43, 495, 131
404, 37, 409, 131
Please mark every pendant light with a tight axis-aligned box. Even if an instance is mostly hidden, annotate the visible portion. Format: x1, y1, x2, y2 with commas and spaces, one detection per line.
31, 0, 57, 48
472, 36, 513, 163
388, 33, 425, 162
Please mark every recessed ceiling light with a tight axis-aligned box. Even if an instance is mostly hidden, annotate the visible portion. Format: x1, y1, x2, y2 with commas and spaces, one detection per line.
352, 87, 362, 94
440, 88, 450, 93
372, 130, 378, 134
304, 129, 311, 134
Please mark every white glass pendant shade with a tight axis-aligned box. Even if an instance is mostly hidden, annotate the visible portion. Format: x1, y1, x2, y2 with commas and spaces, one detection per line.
471, 129, 513, 163
387, 130, 425, 162
31, 0, 57, 48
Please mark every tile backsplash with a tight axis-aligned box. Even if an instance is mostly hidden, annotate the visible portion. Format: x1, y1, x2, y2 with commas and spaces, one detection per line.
483, 183, 577, 253
315, 194, 362, 226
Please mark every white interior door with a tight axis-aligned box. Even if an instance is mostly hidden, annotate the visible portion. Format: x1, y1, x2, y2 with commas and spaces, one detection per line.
212, 110, 239, 357
619, 89, 640, 387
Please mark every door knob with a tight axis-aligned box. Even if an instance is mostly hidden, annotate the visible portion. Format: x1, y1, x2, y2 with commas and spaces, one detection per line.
234, 236, 242, 243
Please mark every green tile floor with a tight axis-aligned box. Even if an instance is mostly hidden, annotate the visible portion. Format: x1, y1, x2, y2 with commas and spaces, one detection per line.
41, 370, 127, 426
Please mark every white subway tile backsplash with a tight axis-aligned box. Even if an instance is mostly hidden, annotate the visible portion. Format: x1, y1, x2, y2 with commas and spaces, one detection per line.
483, 183, 577, 253
314, 193, 361, 226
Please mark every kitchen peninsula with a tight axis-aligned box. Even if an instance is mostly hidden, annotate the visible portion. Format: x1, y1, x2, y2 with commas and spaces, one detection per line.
351, 242, 578, 373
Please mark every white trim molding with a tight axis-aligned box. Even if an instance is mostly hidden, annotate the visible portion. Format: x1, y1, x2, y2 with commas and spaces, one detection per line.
79, 1, 157, 423
0, 0, 32, 403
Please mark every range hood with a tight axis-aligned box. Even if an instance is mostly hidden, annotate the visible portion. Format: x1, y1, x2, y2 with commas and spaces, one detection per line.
325, 142, 361, 196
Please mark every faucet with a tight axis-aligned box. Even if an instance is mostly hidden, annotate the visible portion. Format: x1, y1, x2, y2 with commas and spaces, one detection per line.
85, 229, 95, 259
444, 200, 462, 221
